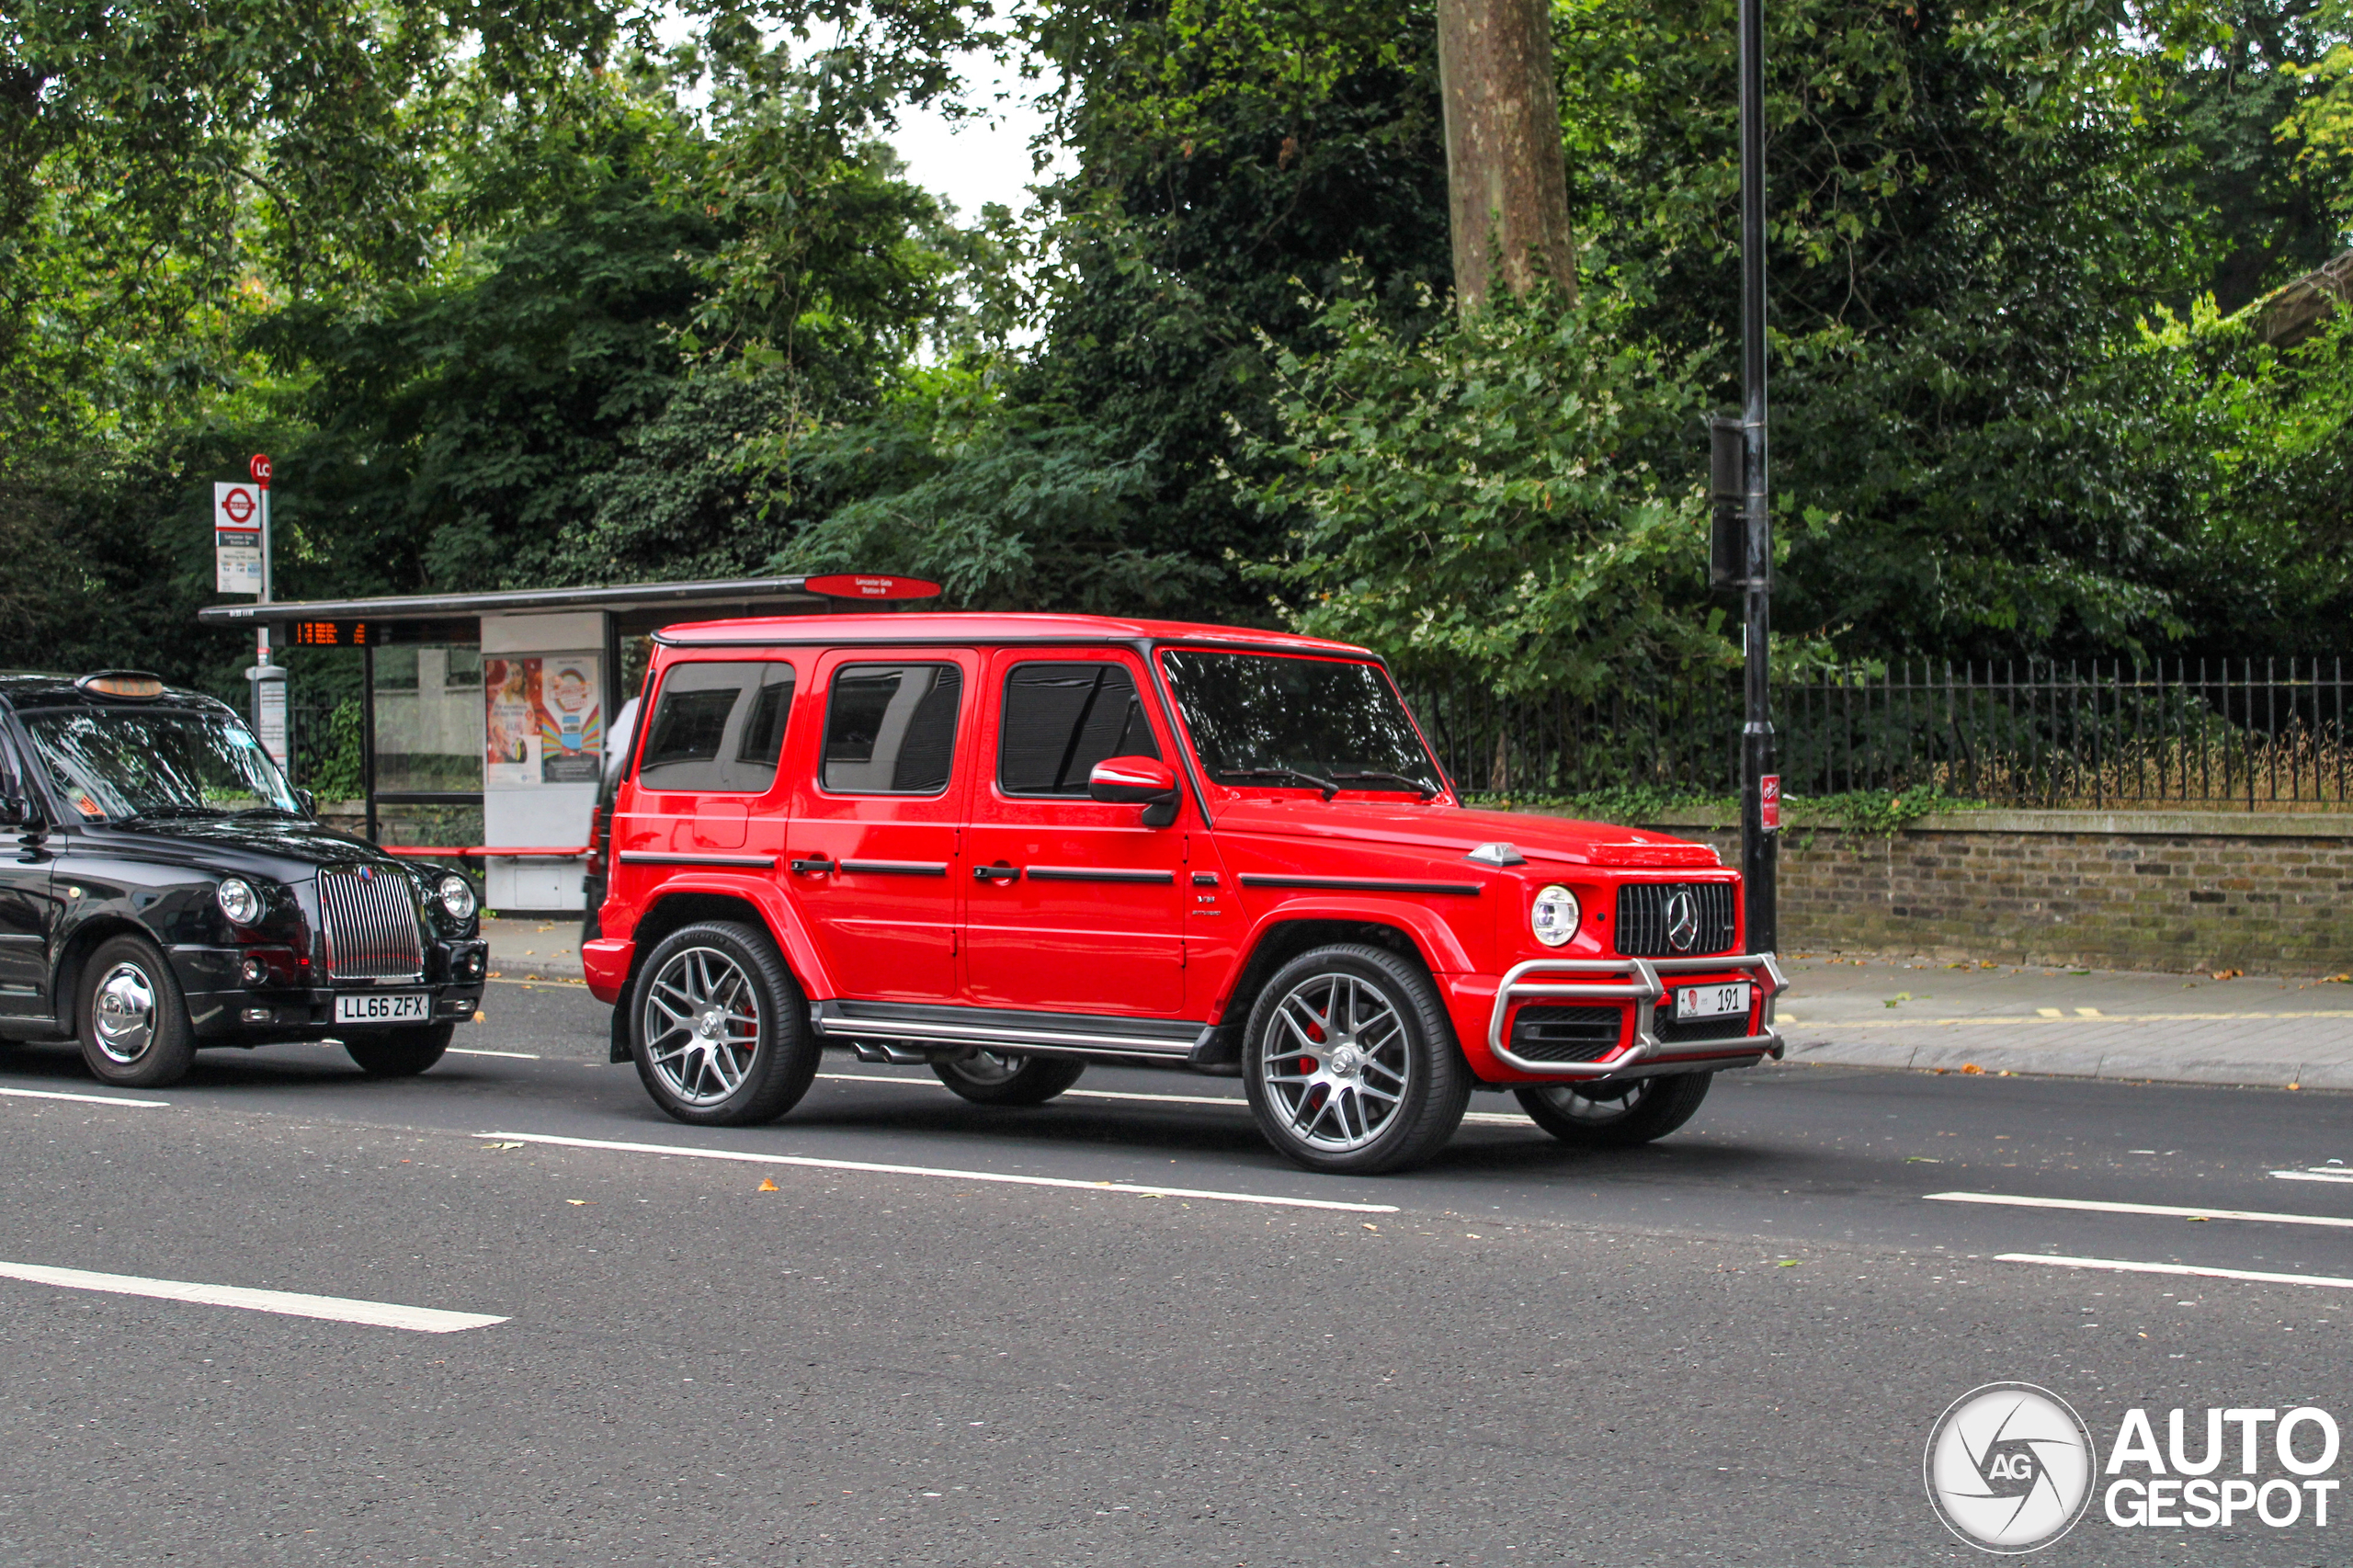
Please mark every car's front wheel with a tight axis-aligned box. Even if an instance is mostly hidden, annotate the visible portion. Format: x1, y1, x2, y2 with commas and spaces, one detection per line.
1513, 1073, 1712, 1148
630, 921, 819, 1126
931, 1051, 1086, 1106
77, 935, 197, 1088
346, 1023, 454, 1078
1242, 943, 1470, 1175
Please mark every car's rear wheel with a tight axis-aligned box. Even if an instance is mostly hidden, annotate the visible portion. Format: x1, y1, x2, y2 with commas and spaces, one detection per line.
630, 921, 819, 1126
1513, 1072, 1712, 1148
931, 1051, 1086, 1106
346, 1023, 454, 1078
78, 935, 197, 1088
1242, 943, 1470, 1175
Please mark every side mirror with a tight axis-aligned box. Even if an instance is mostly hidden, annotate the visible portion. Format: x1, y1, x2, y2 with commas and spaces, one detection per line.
1088, 756, 1181, 828
295, 788, 318, 818
0, 796, 24, 829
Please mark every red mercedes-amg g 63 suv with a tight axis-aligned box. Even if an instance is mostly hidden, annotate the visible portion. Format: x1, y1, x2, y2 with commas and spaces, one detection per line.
582, 614, 1783, 1174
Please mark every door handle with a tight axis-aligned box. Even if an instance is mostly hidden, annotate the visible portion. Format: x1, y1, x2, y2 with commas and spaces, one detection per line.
789, 855, 837, 876
972, 861, 1022, 883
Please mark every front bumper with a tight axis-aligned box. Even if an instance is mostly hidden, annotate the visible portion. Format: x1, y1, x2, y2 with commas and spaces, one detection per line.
171, 942, 488, 1041
1486, 951, 1788, 1079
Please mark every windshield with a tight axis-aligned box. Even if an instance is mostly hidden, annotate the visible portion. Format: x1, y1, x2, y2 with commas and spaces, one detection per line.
1158, 651, 1446, 796
20, 705, 301, 823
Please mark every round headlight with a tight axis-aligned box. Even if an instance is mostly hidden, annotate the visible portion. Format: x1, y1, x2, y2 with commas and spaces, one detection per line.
216, 876, 262, 926
438, 873, 478, 922
1529, 883, 1581, 948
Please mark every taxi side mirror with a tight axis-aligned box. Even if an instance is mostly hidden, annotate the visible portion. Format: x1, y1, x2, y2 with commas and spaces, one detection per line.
295, 788, 318, 817
1088, 756, 1181, 828
0, 796, 28, 829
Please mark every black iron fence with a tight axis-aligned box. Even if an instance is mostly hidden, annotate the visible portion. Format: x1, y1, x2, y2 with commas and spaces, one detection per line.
1409, 658, 2353, 811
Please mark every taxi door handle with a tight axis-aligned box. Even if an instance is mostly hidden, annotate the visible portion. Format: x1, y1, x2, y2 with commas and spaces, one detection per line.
972, 861, 1022, 883
789, 855, 836, 876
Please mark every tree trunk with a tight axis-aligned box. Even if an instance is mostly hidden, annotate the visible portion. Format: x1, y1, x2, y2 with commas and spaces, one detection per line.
1437, 0, 1576, 307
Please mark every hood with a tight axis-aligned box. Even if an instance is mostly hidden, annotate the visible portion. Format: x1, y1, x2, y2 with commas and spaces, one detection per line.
75, 815, 417, 881
1208, 798, 1722, 870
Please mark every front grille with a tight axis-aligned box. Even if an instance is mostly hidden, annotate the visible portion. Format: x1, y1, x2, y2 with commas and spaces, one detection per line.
318, 869, 425, 982
1653, 1010, 1754, 1045
1615, 881, 1737, 958
1507, 1005, 1623, 1063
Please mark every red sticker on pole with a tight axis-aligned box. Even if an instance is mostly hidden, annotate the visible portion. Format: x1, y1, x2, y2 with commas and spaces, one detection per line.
803, 574, 941, 602
248, 453, 272, 490
1759, 774, 1781, 832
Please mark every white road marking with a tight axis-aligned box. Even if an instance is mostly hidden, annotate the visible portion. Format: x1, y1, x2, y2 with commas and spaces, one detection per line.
0, 1085, 169, 1108
1792, 1009, 2353, 1028
812, 1072, 1536, 1126
472, 1130, 1402, 1213
2274, 1168, 2353, 1185
449, 1048, 542, 1060
0, 1260, 506, 1332
1999, 1254, 2353, 1290
1927, 1190, 2353, 1230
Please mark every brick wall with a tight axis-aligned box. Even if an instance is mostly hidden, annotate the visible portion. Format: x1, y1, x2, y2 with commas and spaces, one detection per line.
1626, 811, 2353, 975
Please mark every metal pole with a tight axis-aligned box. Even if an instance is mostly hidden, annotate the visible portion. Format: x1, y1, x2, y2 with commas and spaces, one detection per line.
1738, 0, 1777, 955
362, 639, 379, 845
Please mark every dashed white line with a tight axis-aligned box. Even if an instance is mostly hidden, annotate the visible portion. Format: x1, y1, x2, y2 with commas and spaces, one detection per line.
813, 1072, 1536, 1125
2275, 1168, 2353, 1185
0, 1085, 169, 1108
1999, 1254, 2353, 1290
0, 1260, 507, 1332
472, 1130, 1402, 1213
1927, 1191, 2353, 1230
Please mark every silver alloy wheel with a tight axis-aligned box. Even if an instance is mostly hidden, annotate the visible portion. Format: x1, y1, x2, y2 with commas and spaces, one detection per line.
943, 1049, 1023, 1085
92, 960, 158, 1064
641, 946, 763, 1107
1524, 1081, 1652, 1127
1257, 971, 1411, 1153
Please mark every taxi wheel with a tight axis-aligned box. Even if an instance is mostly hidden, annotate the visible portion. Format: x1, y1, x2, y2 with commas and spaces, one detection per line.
931, 1051, 1086, 1107
1513, 1073, 1712, 1149
345, 1023, 454, 1078
1242, 943, 1471, 1176
77, 934, 197, 1088
630, 921, 819, 1127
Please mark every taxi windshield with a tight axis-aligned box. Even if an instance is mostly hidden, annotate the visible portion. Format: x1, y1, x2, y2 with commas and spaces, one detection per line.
1158, 650, 1446, 797
20, 705, 301, 823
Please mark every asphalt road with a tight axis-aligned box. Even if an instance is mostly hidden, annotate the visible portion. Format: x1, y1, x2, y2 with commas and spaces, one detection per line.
3, 978, 2350, 1565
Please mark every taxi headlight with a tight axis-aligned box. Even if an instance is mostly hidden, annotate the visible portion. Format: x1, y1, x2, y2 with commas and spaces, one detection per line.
1529, 883, 1581, 948
216, 876, 262, 926
438, 873, 478, 922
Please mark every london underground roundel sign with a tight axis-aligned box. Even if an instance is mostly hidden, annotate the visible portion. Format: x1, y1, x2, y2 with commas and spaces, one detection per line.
804, 574, 941, 601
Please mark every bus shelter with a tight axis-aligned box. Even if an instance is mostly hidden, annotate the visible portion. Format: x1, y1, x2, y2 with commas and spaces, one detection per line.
199, 574, 932, 910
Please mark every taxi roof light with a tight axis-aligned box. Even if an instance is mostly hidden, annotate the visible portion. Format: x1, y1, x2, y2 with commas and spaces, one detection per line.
75, 671, 166, 700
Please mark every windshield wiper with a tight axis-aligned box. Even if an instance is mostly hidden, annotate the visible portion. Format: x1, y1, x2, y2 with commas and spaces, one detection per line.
117, 804, 228, 824
1218, 767, 1339, 800
1329, 770, 1440, 800
230, 805, 304, 818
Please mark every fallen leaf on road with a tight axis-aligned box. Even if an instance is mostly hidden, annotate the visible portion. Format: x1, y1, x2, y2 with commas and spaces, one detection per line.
1884, 992, 1912, 1008
2212, 969, 2244, 980
566, 1199, 590, 1206
2326, 973, 2351, 984
1777, 1260, 1800, 1267
481, 1142, 523, 1151
757, 1177, 779, 1192
1961, 1063, 1984, 1074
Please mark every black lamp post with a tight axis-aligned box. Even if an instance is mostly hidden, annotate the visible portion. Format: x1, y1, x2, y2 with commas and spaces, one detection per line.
1711, 0, 1777, 954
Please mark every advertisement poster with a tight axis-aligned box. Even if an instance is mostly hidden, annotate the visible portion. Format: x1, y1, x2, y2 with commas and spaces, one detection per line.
537, 654, 602, 783
484, 655, 603, 787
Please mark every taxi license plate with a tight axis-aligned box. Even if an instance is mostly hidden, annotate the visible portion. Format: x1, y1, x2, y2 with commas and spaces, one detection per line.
335, 992, 431, 1024
1676, 982, 1752, 1020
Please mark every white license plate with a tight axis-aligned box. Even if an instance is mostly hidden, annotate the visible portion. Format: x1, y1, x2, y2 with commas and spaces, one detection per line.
335, 992, 431, 1024
1676, 983, 1752, 1020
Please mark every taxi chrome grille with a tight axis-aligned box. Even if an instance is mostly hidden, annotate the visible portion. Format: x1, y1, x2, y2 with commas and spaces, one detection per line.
1615, 881, 1737, 958
318, 869, 425, 982
1507, 1005, 1622, 1063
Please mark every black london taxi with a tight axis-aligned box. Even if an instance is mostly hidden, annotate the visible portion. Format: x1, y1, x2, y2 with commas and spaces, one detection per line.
0, 672, 486, 1087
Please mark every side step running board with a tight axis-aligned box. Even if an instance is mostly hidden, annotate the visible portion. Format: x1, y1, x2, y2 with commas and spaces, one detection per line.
811, 1000, 1209, 1063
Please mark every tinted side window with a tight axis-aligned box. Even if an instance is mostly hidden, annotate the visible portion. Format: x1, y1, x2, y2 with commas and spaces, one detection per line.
822, 664, 962, 794
636, 662, 796, 792
998, 662, 1160, 796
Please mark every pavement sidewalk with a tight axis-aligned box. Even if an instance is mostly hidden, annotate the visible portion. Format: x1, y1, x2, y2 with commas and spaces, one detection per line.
1777, 952, 2353, 1091
479, 920, 2353, 1091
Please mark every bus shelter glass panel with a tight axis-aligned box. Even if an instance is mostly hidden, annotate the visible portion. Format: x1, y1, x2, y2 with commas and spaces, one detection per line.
373, 642, 484, 846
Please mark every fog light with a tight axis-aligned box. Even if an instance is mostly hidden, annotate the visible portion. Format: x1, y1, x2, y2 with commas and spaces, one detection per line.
453, 949, 484, 981
240, 956, 267, 986
240, 1006, 271, 1023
